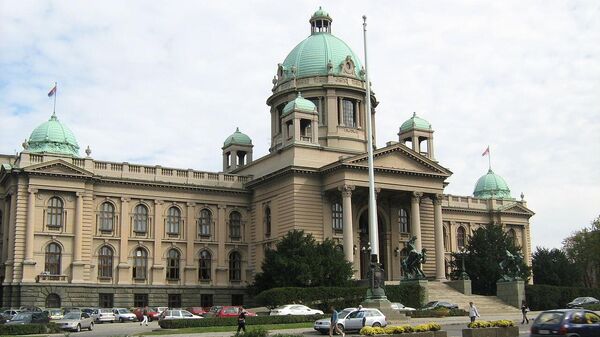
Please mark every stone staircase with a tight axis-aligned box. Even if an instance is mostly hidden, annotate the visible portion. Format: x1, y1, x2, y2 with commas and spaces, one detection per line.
426, 281, 518, 314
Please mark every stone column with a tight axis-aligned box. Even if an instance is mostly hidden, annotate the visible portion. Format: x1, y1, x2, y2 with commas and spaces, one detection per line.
71, 192, 85, 282
339, 185, 354, 263
338, 98, 343, 125
410, 192, 423, 251
185, 202, 196, 285
433, 194, 445, 280
152, 200, 164, 284
427, 138, 435, 160
1, 197, 9, 264
4, 191, 17, 283
22, 188, 37, 282
412, 136, 419, 153
117, 197, 130, 284
216, 204, 227, 285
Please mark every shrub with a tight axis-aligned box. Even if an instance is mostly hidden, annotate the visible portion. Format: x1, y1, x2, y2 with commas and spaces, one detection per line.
468, 320, 514, 328
426, 322, 442, 331
413, 324, 429, 332
46, 322, 62, 333
410, 307, 467, 318
158, 314, 325, 329
231, 327, 268, 337
491, 320, 514, 327
359, 326, 385, 335
360, 323, 442, 335
0, 323, 47, 335
384, 283, 425, 308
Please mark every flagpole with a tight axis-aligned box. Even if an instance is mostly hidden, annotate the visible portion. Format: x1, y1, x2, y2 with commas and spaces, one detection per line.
53, 82, 57, 116
488, 145, 491, 170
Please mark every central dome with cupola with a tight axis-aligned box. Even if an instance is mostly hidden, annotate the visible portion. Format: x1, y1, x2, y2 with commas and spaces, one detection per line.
277, 7, 363, 82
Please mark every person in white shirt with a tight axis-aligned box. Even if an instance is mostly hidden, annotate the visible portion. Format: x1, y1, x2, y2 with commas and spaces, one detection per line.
469, 302, 480, 323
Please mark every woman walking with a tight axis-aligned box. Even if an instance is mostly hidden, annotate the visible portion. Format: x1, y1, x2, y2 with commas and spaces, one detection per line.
521, 300, 529, 324
329, 306, 345, 337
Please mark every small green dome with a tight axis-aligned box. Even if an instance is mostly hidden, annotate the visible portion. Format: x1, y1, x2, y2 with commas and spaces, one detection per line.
280, 10, 362, 80
28, 114, 80, 157
282, 93, 317, 116
400, 112, 432, 133
224, 127, 252, 147
473, 169, 513, 199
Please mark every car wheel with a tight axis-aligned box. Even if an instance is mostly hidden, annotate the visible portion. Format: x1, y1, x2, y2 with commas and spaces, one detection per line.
119, 318, 124, 323
336, 323, 345, 334
372, 322, 381, 327
89, 322, 94, 331
76, 324, 81, 332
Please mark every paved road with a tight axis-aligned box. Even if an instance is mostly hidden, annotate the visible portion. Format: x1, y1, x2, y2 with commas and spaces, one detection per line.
47, 312, 535, 337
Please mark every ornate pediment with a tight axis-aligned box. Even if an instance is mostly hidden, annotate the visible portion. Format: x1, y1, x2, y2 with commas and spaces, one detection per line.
343, 143, 452, 177
23, 160, 93, 177
499, 202, 535, 216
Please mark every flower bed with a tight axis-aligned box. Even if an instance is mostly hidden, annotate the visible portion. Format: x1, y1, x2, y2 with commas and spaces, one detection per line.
462, 320, 518, 337
360, 322, 446, 336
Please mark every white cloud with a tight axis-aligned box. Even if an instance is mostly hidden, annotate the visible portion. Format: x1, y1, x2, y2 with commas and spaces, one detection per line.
1, 0, 599, 249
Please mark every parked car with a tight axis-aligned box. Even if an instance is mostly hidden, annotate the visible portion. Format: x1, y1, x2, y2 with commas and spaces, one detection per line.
390, 303, 416, 312
314, 307, 356, 334
92, 308, 116, 323
566, 297, 600, 308
420, 301, 458, 310
159, 309, 203, 320
5, 311, 50, 325
55, 311, 94, 332
186, 307, 208, 316
270, 304, 324, 316
335, 308, 387, 333
112, 308, 137, 322
133, 307, 160, 322
45, 308, 64, 320
530, 309, 600, 337
206, 306, 257, 318
155, 306, 168, 313
2, 309, 21, 320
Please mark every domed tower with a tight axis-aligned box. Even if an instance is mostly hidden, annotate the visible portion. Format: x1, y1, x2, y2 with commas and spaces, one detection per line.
222, 128, 253, 173
473, 169, 513, 199
268, 7, 378, 153
398, 112, 435, 160
25, 113, 80, 157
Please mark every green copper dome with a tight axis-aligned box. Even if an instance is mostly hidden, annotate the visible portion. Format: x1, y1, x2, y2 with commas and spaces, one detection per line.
473, 169, 513, 199
224, 127, 252, 147
282, 93, 317, 115
400, 112, 432, 133
280, 9, 362, 79
28, 114, 80, 157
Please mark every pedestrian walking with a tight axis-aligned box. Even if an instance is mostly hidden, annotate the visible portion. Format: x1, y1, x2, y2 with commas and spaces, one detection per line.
521, 300, 529, 324
329, 306, 345, 337
236, 306, 247, 336
468, 301, 480, 323
140, 306, 149, 326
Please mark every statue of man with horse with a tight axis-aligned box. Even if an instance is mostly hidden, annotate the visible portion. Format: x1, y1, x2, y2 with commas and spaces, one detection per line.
401, 236, 428, 280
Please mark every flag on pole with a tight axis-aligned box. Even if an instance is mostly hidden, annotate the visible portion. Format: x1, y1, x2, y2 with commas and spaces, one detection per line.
48, 83, 57, 97
482, 146, 490, 157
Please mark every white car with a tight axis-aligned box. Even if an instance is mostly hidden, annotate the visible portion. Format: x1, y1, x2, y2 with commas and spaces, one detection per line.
390, 302, 416, 312
112, 308, 137, 322
270, 304, 324, 316
313, 308, 387, 334
159, 309, 203, 320
92, 308, 116, 323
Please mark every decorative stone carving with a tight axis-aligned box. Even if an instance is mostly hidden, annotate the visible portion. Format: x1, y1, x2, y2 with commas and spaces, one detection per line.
339, 184, 355, 197
85, 146, 92, 157
498, 250, 524, 282
22, 139, 29, 150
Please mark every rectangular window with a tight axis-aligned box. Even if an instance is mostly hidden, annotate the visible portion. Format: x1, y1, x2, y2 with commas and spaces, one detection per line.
99, 293, 114, 308
134, 294, 148, 308
332, 202, 343, 231
201, 294, 213, 308
231, 294, 244, 306
342, 99, 356, 128
168, 294, 182, 309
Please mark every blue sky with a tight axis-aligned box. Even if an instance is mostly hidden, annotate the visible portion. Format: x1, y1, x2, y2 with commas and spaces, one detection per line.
1, 1, 599, 249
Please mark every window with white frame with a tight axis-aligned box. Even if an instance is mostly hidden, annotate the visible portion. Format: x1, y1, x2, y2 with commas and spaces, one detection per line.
99, 202, 115, 232
166, 206, 181, 235
47, 197, 63, 228
133, 204, 148, 234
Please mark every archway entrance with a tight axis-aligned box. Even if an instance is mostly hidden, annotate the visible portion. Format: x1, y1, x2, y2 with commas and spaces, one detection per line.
358, 211, 387, 280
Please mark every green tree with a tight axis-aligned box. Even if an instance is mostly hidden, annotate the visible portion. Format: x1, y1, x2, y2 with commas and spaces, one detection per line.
563, 215, 600, 288
252, 229, 353, 293
462, 224, 530, 295
532, 247, 579, 286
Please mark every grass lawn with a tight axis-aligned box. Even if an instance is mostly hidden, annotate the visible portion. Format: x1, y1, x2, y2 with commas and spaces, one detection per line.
136, 322, 313, 335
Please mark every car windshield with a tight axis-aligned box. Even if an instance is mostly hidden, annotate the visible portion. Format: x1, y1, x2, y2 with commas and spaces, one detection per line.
535, 312, 565, 324
64, 313, 81, 320
425, 302, 437, 307
49, 309, 62, 314
118, 309, 129, 313
339, 309, 355, 317
11, 313, 31, 321
572, 297, 585, 302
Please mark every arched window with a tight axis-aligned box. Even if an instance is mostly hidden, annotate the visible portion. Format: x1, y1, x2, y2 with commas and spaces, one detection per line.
45, 243, 61, 275
264, 207, 271, 237
166, 249, 180, 280
45, 293, 61, 308
507, 228, 518, 246
342, 98, 356, 128
166, 207, 181, 235
198, 209, 212, 237
47, 197, 63, 228
229, 211, 241, 239
229, 251, 241, 281
398, 208, 410, 233
457, 227, 466, 249
199, 250, 212, 281
332, 202, 343, 231
133, 248, 148, 280
133, 204, 148, 234
99, 202, 115, 232
98, 246, 113, 278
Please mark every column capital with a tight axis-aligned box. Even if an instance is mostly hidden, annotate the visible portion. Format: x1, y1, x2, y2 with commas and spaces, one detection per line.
120, 197, 130, 202
432, 194, 444, 205
338, 184, 355, 197
76, 191, 85, 197
27, 187, 38, 194
186, 202, 196, 207
154, 199, 163, 205
218, 204, 227, 210
411, 191, 423, 200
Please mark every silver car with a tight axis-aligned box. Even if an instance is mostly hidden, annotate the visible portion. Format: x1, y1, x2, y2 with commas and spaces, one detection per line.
314, 308, 356, 334
56, 312, 94, 332
336, 308, 387, 333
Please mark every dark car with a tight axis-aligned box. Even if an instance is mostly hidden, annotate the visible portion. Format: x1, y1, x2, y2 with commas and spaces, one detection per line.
530, 309, 600, 337
5, 311, 50, 325
420, 301, 458, 310
566, 297, 600, 308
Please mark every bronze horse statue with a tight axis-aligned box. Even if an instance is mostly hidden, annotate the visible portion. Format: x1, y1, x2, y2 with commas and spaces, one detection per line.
401, 236, 428, 279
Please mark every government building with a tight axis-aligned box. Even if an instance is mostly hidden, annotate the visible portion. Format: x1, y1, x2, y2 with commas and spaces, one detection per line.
0, 8, 533, 309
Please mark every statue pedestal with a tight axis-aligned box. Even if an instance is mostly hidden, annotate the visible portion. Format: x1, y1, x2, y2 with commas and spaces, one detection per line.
447, 279, 471, 295
361, 298, 407, 322
402, 279, 429, 307
496, 280, 524, 308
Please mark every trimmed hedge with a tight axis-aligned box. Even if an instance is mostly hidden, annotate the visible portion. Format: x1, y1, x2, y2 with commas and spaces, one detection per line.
253, 284, 425, 312
410, 308, 468, 318
158, 314, 326, 329
526, 284, 600, 310
360, 322, 442, 335
467, 320, 514, 328
0, 323, 47, 335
